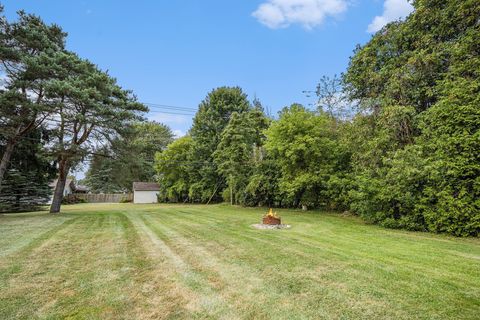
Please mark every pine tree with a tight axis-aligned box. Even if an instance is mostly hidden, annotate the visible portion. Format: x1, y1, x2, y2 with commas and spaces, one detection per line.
0, 128, 55, 212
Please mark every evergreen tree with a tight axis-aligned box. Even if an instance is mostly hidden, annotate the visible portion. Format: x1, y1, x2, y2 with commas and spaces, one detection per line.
84, 121, 173, 192
0, 9, 66, 186
0, 128, 55, 212
47, 53, 146, 213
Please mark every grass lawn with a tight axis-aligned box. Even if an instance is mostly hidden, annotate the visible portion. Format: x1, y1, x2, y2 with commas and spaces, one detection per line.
0, 204, 479, 319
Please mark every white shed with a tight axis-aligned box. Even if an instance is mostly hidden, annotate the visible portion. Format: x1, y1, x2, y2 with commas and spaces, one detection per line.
47, 179, 75, 204
133, 182, 160, 204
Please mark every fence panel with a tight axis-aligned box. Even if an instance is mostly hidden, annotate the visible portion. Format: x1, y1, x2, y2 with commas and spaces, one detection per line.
72, 193, 133, 203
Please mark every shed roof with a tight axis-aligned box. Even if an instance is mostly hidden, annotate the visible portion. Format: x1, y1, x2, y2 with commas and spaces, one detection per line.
133, 182, 160, 191
74, 185, 90, 192
49, 179, 74, 189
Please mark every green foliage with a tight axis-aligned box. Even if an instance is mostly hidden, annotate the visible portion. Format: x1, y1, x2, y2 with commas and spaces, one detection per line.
154, 136, 194, 202
265, 104, 349, 208
155, 90, 274, 206
416, 27, 480, 235
0, 9, 67, 185
214, 108, 269, 204
348, 146, 428, 231
46, 51, 147, 212
244, 157, 282, 207
85, 121, 173, 193
0, 129, 55, 212
83, 152, 123, 193
188, 87, 252, 202
343, 0, 480, 236
61, 195, 87, 205
0, 8, 148, 213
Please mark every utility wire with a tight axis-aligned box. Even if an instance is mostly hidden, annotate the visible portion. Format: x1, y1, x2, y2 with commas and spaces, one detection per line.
0, 101, 239, 157
143, 102, 197, 112
147, 110, 195, 116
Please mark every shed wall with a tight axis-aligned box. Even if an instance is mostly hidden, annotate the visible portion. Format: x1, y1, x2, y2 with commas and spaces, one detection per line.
134, 191, 158, 204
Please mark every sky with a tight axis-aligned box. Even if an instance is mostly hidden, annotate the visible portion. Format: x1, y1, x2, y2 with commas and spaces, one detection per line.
2, 0, 413, 177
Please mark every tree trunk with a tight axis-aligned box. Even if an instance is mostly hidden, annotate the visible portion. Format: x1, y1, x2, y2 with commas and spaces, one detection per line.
0, 140, 16, 188
229, 176, 236, 205
50, 158, 70, 213
294, 188, 306, 208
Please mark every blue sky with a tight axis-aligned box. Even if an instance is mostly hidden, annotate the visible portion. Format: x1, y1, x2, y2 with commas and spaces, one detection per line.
3, 0, 413, 138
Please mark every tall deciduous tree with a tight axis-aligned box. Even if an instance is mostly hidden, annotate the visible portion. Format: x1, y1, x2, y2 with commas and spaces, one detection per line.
155, 135, 194, 202
214, 107, 269, 204
315, 74, 353, 120
343, 0, 480, 235
265, 104, 346, 208
189, 87, 250, 202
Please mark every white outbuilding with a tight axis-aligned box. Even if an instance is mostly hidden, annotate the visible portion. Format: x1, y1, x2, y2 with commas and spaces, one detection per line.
133, 182, 160, 204
47, 179, 75, 204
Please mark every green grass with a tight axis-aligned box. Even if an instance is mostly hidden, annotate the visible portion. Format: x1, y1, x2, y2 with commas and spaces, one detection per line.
0, 204, 479, 319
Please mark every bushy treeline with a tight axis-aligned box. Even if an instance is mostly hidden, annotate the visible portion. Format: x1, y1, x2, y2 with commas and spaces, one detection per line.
343, 0, 480, 236
155, 0, 479, 236
155, 90, 351, 209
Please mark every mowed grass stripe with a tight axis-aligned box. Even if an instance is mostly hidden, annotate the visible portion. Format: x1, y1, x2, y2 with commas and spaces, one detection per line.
144, 205, 480, 319
126, 211, 240, 319
115, 211, 196, 320
1, 204, 479, 319
143, 207, 400, 319
2, 213, 152, 319
160, 205, 480, 280
0, 213, 75, 258
138, 213, 279, 318
0, 215, 86, 319
0, 215, 81, 284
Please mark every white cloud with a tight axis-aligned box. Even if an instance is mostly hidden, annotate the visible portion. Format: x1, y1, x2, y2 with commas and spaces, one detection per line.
252, 0, 348, 29
367, 0, 413, 33
172, 130, 185, 138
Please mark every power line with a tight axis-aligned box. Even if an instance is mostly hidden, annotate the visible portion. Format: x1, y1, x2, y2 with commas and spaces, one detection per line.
143, 102, 197, 112
2, 100, 250, 125
147, 110, 195, 116
1, 100, 242, 145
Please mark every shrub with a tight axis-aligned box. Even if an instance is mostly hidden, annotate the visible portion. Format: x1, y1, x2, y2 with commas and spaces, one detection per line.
62, 195, 87, 205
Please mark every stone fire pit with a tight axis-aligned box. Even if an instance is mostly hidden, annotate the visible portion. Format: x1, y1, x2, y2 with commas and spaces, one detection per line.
252, 208, 291, 230
263, 214, 281, 225
251, 223, 291, 230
